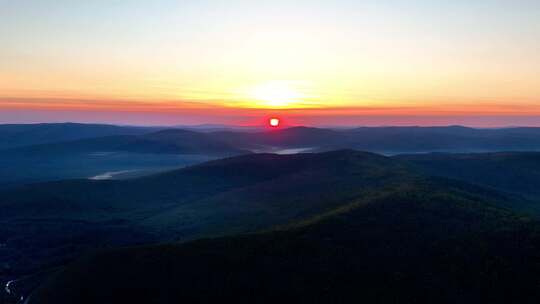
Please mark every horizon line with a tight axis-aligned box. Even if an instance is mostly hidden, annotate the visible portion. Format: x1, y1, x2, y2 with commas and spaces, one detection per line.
2, 121, 540, 130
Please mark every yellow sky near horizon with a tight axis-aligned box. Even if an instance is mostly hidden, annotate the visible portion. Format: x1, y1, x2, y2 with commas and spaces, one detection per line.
1, 1, 540, 122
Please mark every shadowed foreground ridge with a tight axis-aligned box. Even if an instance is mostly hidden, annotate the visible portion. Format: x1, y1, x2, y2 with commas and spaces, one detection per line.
25, 151, 540, 304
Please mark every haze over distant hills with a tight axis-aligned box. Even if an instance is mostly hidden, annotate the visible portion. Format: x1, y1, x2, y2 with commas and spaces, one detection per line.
1, 129, 248, 156
4, 123, 540, 155
0, 123, 162, 150
2, 123, 540, 189
210, 125, 540, 154
0, 125, 249, 188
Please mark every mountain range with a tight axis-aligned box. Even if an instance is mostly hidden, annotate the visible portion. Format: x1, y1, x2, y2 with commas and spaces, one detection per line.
210, 125, 540, 153
3, 123, 540, 303
0, 123, 161, 150
4, 123, 540, 155
3, 123, 540, 190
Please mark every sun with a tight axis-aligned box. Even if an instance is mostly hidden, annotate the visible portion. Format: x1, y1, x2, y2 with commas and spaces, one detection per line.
269, 117, 280, 127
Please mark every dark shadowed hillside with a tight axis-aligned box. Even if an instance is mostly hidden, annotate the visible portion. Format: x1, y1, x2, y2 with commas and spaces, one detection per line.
28, 176, 540, 304
2, 150, 537, 303
4, 149, 540, 304
1, 150, 419, 293
397, 152, 540, 202
1, 150, 416, 226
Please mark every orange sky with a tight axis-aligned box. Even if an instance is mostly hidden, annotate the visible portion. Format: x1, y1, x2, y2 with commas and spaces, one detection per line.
1, 1, 539, 126
1, 96, 539, 127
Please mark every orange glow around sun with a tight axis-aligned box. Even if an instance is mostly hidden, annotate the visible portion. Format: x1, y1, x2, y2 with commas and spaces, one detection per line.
269, 118, 280, 127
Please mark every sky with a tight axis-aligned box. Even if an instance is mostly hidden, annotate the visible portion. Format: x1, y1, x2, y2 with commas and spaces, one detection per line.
1, 0, 539, 126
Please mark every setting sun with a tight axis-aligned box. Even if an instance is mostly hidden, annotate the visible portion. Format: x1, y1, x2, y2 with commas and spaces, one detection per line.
269, 118, 280, 127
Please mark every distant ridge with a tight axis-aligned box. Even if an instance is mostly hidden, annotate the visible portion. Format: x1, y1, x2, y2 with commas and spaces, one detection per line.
0, 123, 162, 150
3, 123, 540, 154
208, 125, 540, 153
0, 128, 248, 156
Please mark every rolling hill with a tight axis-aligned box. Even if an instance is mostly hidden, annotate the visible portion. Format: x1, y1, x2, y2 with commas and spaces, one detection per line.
397, 152, 540, 202
2, 150, 537, 303
27, 161, 540, 303
2, 150, 419, 287
0, 150, 415, 224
